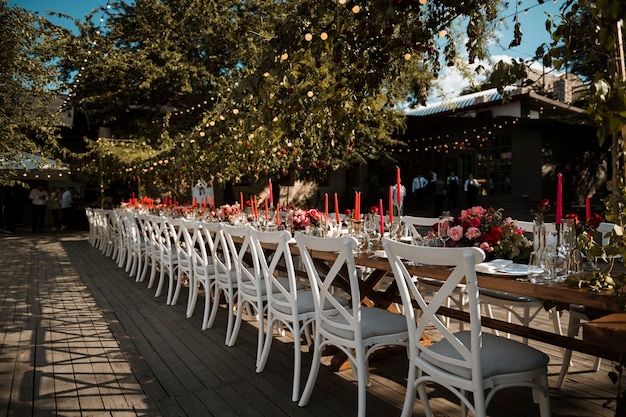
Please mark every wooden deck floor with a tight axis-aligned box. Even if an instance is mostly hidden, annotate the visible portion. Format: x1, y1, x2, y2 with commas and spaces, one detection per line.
0, 231, 621, 416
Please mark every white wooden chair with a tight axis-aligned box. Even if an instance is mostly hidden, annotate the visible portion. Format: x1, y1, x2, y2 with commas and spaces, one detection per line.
204, 222, 239, 345
222, 224, 269, 356
383, 238, 551, 417
251, 228, 326, 402
295, 233, 408, 417
190, 220, 217, 329
402, 215, 469, 329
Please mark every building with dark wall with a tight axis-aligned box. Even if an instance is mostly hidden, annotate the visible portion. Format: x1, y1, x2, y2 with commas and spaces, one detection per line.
386, 85, 605, 220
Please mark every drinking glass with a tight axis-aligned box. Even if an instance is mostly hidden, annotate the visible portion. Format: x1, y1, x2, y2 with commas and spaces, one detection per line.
559, 218, 576, 254
528, 251, 547, 284
540, 248, 567, 283
385, 217, 400, 240
437, 211, 451, 247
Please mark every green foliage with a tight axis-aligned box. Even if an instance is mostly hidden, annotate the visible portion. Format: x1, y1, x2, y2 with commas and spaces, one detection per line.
538, 0, 626, 144
61, 0, 505, 186
0, 2, 67, 180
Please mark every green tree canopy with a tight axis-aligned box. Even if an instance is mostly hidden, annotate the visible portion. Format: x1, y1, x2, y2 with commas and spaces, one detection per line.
0, 1, 68, 177
63, 0, 505, 187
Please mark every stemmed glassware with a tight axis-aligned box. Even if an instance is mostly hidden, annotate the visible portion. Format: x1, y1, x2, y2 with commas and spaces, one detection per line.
558, 218, 578, 276
363, 215, 381, 253
437, 211, 451, 247
385, 216, 400, 240
539, 247, 567, 283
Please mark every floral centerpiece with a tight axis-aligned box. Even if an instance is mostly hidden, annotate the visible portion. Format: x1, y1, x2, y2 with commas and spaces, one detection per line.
434, 206, 533, 262
213, 204, 241, 223
287, 208, 330, 236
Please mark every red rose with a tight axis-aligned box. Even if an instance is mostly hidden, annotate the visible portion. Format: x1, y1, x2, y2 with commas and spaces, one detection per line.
587, 213, 604, 229
537, 198, 551, 212
309, 209, 322, 222
370, 206, 379, 214
469, 217, 481, 228
489, 226, 503, 241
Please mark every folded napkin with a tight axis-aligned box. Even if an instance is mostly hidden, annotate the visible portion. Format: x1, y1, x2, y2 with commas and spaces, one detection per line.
475, 259, 514, 274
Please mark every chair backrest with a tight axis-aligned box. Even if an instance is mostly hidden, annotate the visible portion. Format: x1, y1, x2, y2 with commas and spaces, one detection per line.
249, 228, 298, 313
401, 215, 439, 238
199, 221, 232, 284
152, 216, 173, 257
222, 224, 260, 293
382, 238, 485, 384
137, 213, 155, 253
122, 211, 141, 247
294, 233, 359, 342
176, 218, 197, 267
164, 217, 187, 262
597, 222, 616, 245
192, 220, 212, 269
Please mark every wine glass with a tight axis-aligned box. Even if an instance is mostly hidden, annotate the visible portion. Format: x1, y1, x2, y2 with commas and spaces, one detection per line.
540, 248, 567, 283
437, 211, 451, 247
559, 218, 576, 270
385, 217, 400, 240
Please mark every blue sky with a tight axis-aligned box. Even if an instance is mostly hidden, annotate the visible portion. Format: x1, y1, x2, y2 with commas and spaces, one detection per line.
11, 0, 565, 98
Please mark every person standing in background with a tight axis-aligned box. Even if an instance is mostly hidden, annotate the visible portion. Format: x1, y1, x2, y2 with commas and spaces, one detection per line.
29, 183, 48, 233
464, 173, 480, 208
433, 174, 446, 216
411, 173, 428, 210
446, 170, 460, 209
47, 186, 62, 231
61, 187, 75, 231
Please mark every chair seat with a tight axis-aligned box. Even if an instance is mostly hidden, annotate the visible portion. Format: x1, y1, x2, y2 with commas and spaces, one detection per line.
273, 291, 348, 315
321, 306, 408, 340
425, 331, 549, 379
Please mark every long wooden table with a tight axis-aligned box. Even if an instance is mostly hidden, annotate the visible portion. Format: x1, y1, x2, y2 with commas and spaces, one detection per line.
210, 224, 624, 362
298, 245, 625, 361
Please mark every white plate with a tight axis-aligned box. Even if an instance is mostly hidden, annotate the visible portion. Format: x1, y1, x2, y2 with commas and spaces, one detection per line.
373, 250, 387, 258
475, 259, 513, 274
498, 263, 529, 276
476, 260, 528, 277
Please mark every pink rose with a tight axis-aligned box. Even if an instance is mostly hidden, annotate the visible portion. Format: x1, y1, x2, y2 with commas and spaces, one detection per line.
465, 226, 481, 240
479, 241, 494, 252
469, 217, 481, 228
448, 225, 464, 241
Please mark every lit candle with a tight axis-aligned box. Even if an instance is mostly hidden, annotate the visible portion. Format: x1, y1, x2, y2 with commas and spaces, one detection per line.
269, 179, 273, 205
389, 186, 393, 222
396, 166, 401, 204
324, 193, 328, 219
556, 173, 562, 225
379, 199, 384, 233
586, 197, 591, 222
334, 193, 340, 224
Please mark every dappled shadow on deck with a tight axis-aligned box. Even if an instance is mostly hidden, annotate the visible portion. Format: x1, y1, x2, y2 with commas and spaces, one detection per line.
0, 232, 619, 416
